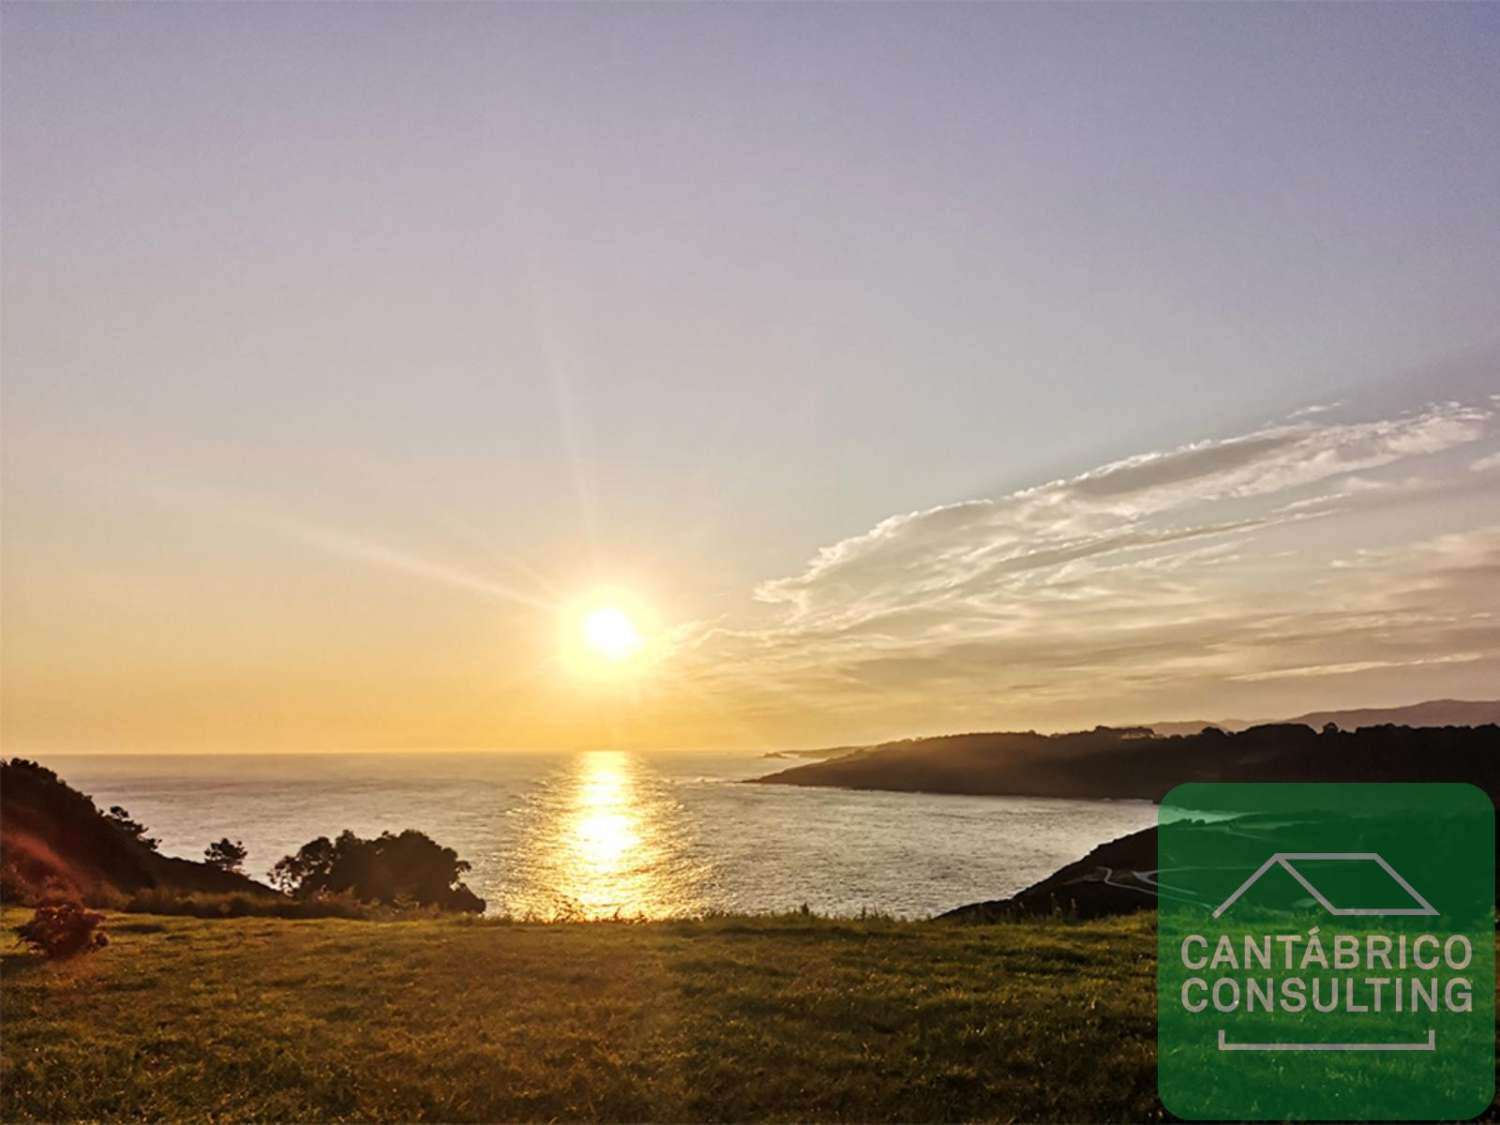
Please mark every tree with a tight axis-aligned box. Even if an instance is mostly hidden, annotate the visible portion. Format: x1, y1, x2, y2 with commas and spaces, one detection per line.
103, 806, 158, 851
203, 838, 248, 874
269, 829, 484, 912
268, 835, 336, 895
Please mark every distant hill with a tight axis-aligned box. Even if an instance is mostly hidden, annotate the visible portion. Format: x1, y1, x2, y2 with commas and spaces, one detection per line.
779, 698, 1500, 752
1146, 697, 1500, 737
1, 757, 276, 905
754, 722, 1500, 803
1282, 697, 1500, 730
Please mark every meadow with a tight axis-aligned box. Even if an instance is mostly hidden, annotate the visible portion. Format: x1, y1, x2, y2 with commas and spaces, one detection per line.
2, 908, 1162, 1122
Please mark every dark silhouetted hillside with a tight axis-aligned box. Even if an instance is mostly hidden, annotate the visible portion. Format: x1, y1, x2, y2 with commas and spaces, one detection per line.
0, 758, 276, 904
941, 825, 1160, 921
945, 786, 1500, 923
754, 722, 1500, 802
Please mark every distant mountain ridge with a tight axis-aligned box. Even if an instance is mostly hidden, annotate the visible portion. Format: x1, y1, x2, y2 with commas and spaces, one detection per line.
781, 698, 1500, 752
1144, 698, 1500, 737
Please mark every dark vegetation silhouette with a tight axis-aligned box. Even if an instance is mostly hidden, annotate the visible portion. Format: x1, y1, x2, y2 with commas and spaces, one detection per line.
269, 830, 485, 913
0, 758, 271, 906
102, 806, 158, 851
0, 758, 483, 917
203, 838, 248, 874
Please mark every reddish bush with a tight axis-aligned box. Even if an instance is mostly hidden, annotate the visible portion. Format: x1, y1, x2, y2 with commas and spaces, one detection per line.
16, 902, 108, 959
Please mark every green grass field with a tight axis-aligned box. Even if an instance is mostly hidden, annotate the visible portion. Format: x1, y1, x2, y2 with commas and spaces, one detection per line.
2, 908, 1162, 1122
9, 908, 1499, 1123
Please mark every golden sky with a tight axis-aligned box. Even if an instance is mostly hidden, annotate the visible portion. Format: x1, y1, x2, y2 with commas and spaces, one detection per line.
4, 5, 1499, 752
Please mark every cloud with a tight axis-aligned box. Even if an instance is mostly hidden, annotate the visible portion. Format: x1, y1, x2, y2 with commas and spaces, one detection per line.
1230, 653, 1484, 683
1472, 451, 1500, 473
753, 401, 1487, 623
1287, 401, 1344, 419
678, 400, 1498, 731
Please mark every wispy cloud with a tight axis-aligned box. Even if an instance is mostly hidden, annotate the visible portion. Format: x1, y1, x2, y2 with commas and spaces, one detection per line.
1230, 652, 1484, 683
1287, 401, 1344, 419
677, 400, 1498, 733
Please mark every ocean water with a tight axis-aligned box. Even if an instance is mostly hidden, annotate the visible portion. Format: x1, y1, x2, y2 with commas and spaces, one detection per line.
40, 750, 1156, 919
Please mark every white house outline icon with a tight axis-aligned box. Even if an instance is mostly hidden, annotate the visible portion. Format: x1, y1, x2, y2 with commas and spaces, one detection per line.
1212, 851, 1438, 919
1210, 850, 1439, 1053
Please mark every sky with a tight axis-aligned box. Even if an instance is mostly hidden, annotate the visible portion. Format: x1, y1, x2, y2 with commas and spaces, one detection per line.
3, 3, 1498, 753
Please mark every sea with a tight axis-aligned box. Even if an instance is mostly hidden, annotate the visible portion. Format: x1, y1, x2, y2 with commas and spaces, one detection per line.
39, 750, 1157, 919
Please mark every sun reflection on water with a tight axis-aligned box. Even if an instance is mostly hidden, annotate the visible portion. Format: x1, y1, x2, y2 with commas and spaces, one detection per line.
564, 751, 646, 908
508, 750, 706, 919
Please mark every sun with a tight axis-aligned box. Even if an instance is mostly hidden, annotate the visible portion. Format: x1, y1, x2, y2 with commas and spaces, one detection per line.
582, 606, 643, 662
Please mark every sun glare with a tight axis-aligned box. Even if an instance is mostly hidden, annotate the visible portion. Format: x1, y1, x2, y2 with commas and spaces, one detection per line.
582, 606, 643, 662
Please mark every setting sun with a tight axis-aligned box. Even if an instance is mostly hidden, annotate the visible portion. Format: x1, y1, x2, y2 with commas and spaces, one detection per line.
582, 607, 643, 662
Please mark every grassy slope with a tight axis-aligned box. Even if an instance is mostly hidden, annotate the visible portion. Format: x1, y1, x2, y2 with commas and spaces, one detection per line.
2, 909, 1160, 1123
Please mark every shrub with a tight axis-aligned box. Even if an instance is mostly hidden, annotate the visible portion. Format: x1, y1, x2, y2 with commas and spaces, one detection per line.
16, 902, 108, 959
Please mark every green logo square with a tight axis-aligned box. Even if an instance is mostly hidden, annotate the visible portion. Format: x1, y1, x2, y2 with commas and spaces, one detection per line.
1157, 783, 1494, 1121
